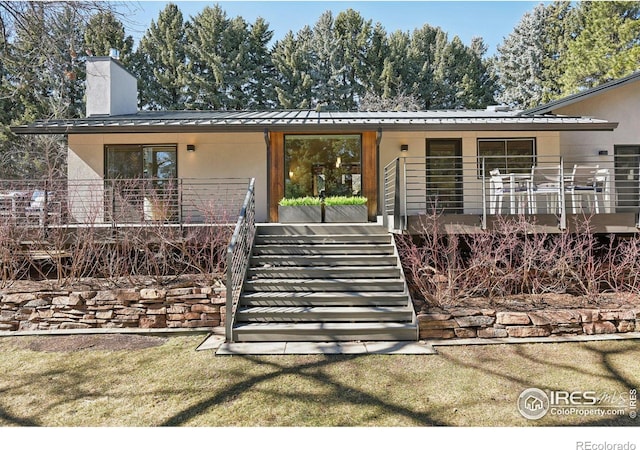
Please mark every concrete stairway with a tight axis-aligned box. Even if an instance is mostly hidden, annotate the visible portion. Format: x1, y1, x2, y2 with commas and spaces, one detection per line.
231, 224, 418, 342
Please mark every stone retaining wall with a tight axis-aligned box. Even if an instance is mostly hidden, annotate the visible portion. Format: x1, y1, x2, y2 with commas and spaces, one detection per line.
0, 286, 226, 331
419, 307, 640, 339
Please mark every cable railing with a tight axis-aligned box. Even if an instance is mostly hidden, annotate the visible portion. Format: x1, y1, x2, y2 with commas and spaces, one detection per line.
225, 178, 256, 343
0, 177, 251, 228
383, 154, 639, 232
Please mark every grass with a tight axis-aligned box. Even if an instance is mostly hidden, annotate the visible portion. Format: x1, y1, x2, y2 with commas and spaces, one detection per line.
324, 196, 368, 206
0, 335, 638, 427
278, 197, 322, 207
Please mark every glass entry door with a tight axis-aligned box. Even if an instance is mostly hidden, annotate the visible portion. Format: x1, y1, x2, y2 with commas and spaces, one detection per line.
284, 135, 362, 199
615, 145, 640, 212
426, 139, 463, 213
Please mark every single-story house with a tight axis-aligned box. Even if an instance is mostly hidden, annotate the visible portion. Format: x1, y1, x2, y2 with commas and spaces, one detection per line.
11, 56, 640, 233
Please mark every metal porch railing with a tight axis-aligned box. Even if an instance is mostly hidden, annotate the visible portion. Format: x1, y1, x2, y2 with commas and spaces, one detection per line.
383, 155, 640, 232
225, 178, 256, 343
0, 177, 252, 228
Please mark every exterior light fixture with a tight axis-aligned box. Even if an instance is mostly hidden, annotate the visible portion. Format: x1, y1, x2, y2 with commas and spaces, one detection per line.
400, 144, 409, 152
187, 144, 196, 152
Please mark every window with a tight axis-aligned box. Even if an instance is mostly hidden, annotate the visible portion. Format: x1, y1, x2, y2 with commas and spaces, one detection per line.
105, 145, 177, 182
478, 138, 535, 177
105, 145, 178, 221
284, 135, 362, 198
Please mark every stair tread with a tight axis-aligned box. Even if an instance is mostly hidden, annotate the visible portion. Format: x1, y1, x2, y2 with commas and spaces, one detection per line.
234, 322, 416, 330
241, 291, 408, 298
238, 306, 412, 313
245, 278, 404, 284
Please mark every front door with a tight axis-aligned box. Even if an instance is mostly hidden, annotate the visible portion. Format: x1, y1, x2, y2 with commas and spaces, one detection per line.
426, 139, 463, 213
614, 145, 640, 212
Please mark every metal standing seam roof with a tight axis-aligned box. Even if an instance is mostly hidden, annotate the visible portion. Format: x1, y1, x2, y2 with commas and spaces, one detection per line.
523, 70, 640, 115
10, 109, 618, 134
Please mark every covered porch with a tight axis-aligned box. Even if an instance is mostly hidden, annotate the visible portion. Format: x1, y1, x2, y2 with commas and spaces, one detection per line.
383, 154, 640, 234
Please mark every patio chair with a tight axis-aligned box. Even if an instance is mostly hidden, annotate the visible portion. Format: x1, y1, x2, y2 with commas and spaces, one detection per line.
565, 165, 598, 214
528, 165, 563, 214
24, 190, 62, 226
488, 169, 528, 214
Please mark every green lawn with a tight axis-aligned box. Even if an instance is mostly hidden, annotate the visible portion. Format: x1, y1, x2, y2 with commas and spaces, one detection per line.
0, 335, 638, 427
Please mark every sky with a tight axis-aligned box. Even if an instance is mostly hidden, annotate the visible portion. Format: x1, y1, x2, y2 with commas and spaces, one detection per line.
118, 1, 544, 56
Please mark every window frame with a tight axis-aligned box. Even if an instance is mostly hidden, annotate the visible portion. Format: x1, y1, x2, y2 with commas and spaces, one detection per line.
104, 144, 178, 180
477, 138, 536, 178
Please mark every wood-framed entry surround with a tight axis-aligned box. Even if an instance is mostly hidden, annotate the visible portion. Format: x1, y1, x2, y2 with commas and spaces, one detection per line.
268, 131, 378, 222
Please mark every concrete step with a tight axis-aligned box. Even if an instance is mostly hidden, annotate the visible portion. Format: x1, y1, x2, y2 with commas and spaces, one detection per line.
232, 322, 419, 342
255, 234, 392, 245
257, 224, 388, 236
251, 254, 398, 267
236, 306, 414, 322
247, 266, 401, 279
244, 278, 406, 293
240, 291, 411, 307
253, 244, 395, 256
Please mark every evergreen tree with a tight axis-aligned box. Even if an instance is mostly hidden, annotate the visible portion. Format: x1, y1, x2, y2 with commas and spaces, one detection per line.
560, 1, 640, 93
309, 11, 342, 107
408, 24, 448, 109
495, 4, 548, 108
271, 28, 314, 108
379, 30, 412, 101
246, 17, 275, 109
185, 5, 229, 109
84, 10, 134, 64
334, 9, 374, 109
134, 3, 188, 110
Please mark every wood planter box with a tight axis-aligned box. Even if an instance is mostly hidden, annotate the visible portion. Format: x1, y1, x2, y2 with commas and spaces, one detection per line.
324, 204, 368, 223
278, 205, 322, 223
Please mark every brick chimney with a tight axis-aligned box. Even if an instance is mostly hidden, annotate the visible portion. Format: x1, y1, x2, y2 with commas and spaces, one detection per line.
85, 56, 137, 117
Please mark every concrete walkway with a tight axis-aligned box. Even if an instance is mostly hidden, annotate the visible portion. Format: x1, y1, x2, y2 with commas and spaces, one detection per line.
198, 331, 640, 355
197, 334, 437, 355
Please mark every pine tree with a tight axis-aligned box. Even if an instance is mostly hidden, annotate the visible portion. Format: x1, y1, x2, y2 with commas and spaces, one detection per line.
560, 1, 640, 93
379, 30, 412, 101
495, 4, 548, 108
246, 17, 275, 109
334, 9, 374, 109
84, 11, 134, 64
134, 3, 188, 110
309, 11, 342, 107
185, 5, 228, 109
271, 28, 314, 108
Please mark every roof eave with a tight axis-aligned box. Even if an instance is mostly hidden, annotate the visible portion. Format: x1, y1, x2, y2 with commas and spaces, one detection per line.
10, 121, 618, 135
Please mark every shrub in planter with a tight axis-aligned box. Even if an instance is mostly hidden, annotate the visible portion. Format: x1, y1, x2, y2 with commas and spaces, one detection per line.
324, 196, 368, 223
278, 197, 322, 223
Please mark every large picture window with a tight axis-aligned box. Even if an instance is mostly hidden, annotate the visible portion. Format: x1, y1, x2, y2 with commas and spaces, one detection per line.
106, 145, 177, 182
478, 138, 535, 177
105, 145, 178, 221
284, 135, 362, 199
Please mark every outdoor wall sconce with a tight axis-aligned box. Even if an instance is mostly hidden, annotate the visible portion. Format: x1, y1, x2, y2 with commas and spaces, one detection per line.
400, 144, 409, 152
187, 144, 196, 152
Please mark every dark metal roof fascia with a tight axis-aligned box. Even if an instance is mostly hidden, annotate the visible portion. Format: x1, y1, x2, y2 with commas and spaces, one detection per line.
522, 71, 640, 115
10, 120, 618, 135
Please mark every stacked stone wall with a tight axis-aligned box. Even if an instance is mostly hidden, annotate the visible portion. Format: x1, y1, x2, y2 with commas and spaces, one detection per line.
0, 286, 226, 331
419, 307, 639, 339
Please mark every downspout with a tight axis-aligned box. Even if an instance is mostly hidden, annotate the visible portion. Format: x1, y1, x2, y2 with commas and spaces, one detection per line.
376, 127, 383, 219
264, 128, 271, 222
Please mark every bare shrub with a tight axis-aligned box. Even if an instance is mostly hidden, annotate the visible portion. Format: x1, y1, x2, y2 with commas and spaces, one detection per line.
397, 213, 637, 308
0, 177, 239, 289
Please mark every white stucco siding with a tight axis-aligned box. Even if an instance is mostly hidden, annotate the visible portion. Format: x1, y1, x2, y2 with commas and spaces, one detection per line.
67, 132, 268, 222
553, 79, 640, 149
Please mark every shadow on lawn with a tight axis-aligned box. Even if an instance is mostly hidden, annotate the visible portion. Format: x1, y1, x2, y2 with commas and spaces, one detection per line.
436, 341, 639, 426
160, 354, 447, 426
